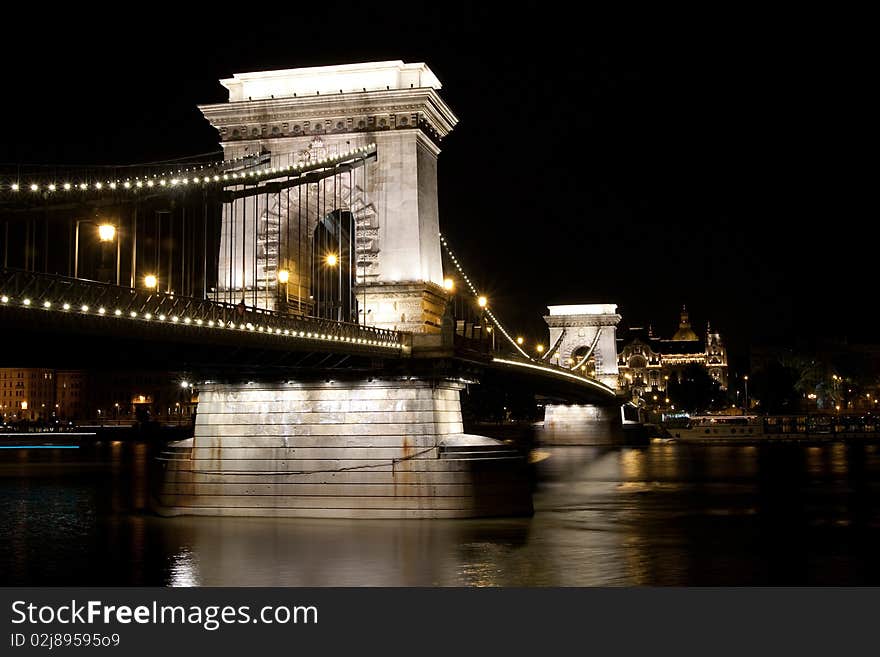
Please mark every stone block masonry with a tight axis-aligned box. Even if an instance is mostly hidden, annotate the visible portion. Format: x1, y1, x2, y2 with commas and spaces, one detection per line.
154, 378, 532, 518
539, 404, 624, 445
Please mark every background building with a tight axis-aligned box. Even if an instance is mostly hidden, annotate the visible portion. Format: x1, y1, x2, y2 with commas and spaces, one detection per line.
0, 368, 55, 421
617, 306, 728, 395
1, 368, 196, 425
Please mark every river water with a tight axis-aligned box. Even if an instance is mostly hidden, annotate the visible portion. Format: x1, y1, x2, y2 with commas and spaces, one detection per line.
3, 439, 880, 586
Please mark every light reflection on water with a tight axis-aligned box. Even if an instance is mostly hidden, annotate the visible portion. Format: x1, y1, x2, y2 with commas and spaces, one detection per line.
3, 440, 880, 585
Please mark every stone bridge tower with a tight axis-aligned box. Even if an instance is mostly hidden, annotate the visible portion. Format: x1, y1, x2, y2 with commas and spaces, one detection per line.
544, 304, 622, 389
199, 61, 458, 333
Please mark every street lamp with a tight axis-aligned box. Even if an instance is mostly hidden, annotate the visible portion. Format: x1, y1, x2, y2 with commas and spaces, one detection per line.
143, 274, 158, 290
517, 336, 524, 345
536, 344, 544, 354
325, 253, 338, 267
744, 375, 749, 411
443, 278, 454, 291
477, 295, 487, 308
98, 224, 116, 242
277, 269, 290, 308
74, 219, 121, 284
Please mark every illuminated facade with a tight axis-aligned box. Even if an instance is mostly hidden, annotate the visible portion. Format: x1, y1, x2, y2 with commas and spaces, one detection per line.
200, 60, 458, 333
543, 304, 621, 389
0, 368, 196, 423
0, 368, 55, 421
617, 307, 728, 394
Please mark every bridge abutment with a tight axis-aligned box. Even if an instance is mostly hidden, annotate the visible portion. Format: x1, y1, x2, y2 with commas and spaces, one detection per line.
538, 403, 624, 445
154, 377, 532, 518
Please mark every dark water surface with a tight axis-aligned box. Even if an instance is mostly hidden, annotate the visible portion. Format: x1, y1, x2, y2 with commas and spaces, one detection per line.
3, 440, 880, 586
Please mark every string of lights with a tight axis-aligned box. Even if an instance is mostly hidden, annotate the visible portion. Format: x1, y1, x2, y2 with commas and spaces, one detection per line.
0, 291, 400, 351
0, 144, 376, 195
541, 328, 567, 361
492, 357, 615, 392
438, 232, 531, 360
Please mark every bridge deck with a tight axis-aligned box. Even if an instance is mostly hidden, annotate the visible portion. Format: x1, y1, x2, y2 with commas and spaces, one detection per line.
1, 269, 619, 403
0, 268, 404, 358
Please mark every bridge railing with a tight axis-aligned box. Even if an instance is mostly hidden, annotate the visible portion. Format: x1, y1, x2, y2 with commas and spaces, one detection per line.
0, 268, 404, 351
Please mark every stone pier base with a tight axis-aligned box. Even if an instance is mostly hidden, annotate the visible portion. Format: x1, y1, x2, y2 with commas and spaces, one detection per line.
153, 379, 532, 519
537, 403, 624, 445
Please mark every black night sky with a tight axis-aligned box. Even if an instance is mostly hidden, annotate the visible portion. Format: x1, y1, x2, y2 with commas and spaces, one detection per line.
0, 8, 872, 369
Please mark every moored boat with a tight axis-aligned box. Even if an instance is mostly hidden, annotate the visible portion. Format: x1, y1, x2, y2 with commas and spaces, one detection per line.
667, 415, 764, 442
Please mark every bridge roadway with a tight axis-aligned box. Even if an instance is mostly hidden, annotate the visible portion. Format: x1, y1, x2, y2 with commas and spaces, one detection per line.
0, 268, 618, 405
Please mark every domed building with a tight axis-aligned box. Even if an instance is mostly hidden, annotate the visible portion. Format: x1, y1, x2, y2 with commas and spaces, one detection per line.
617, 306, 728, 395
671, 306, 699, 342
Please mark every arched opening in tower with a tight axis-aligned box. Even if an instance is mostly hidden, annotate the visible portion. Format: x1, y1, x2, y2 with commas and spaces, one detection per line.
571, 346, 597, 378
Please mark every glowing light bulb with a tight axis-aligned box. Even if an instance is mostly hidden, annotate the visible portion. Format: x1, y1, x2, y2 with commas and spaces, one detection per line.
98, 224, 116, 241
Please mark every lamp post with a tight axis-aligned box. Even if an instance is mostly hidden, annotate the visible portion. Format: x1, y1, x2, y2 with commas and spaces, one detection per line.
74, 220, 120, 285
744, 375, 749, 411
476, 296, 488, 345
277, 269, 290, 311
325, 254, 338, 320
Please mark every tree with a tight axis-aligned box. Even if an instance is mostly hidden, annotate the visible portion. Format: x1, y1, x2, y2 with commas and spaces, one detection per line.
668, 364, 723, 413
751, 360, 800, 414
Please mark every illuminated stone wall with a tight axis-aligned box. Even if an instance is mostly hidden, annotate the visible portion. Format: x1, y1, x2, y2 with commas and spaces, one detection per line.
200, 61, 458, 333
154, 378, 532, 519
543, 304, 622, 389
